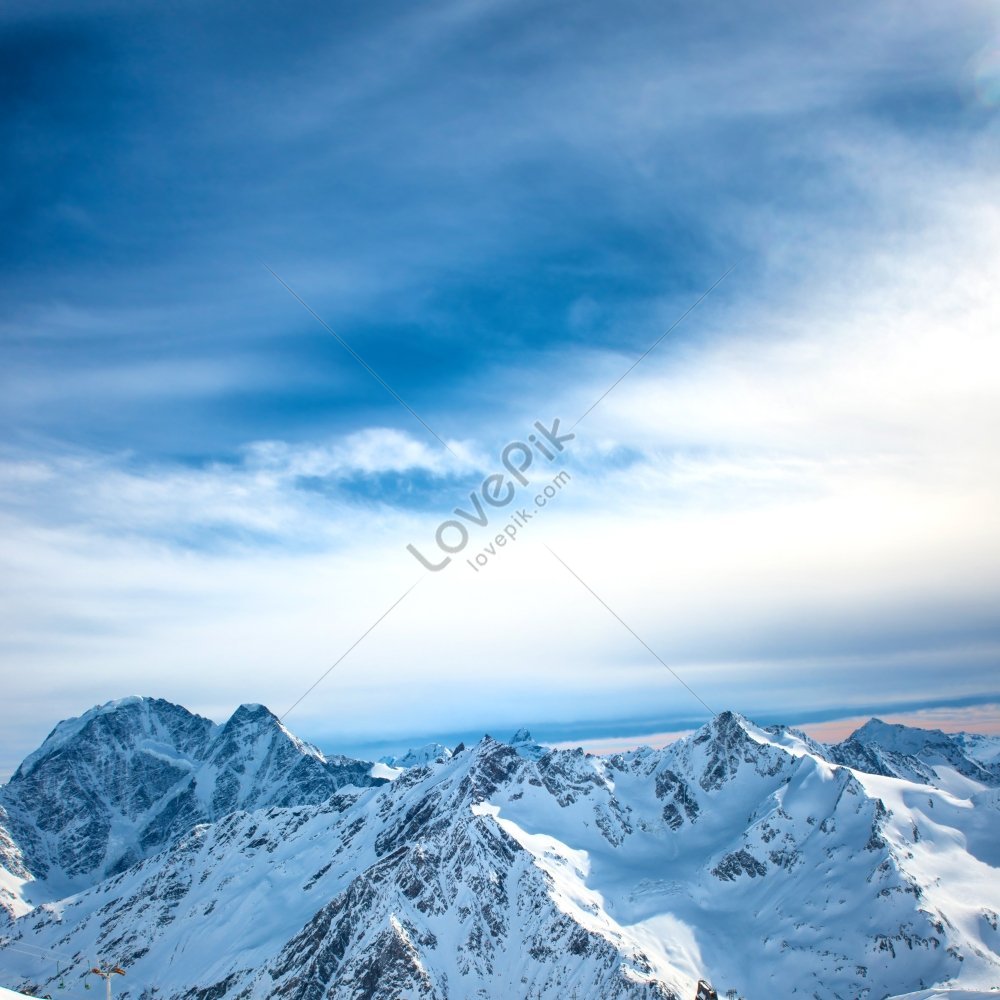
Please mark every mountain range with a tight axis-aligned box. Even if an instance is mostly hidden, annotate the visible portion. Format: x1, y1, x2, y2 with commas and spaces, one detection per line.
1, 698, 998, 999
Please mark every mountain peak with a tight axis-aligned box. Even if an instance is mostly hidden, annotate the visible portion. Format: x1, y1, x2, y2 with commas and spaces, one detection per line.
694, 710, 754, 744
832, 717, 997, 792
378, 743, 453, 769
714, 709, 747, 727
0, 697, 378, 889
4, 698, 1000, 998
506, 728, 547, 760
685, 710, 789, 792
12, 696, 211, 781
846, 717, 951, 753
227, 702, 280, 726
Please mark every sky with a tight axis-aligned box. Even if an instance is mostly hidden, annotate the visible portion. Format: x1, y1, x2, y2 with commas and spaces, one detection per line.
2, 0, 1000, 774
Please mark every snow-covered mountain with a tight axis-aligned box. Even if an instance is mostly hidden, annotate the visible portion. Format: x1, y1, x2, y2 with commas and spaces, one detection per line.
1, 702, 999, 999
375, 730, 548, 777
827, 718, 997, 796
0, 697, 381, 908
380, 743, 455, 769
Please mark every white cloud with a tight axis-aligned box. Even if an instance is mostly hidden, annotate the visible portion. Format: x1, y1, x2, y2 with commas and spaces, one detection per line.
245, 427, 482, 480
2, 114, 1000, 771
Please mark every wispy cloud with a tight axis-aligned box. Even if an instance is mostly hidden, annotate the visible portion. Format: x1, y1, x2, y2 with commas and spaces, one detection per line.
1, 0, 999, 769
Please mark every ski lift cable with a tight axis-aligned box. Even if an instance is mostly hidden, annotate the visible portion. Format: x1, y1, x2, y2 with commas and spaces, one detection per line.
1, 934, 75, 955
0, 942, 79, 963
0, 937, 79, 964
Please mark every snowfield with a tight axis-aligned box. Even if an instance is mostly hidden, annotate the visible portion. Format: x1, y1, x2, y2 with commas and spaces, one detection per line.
887, 992, 1000, 999
0, 698, 998, 999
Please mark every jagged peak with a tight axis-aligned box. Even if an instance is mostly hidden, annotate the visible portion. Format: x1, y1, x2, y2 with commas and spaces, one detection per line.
4, 696, 1000, 999
215, 703, 288, 740
212, 703, 333, 766
505, 728, 548, 760
711, 709, 752, 730
693, 710, 755, 744
465, 733, 521, 763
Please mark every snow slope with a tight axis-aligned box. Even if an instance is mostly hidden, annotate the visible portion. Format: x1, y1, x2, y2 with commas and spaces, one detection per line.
888, 992, 1000, 999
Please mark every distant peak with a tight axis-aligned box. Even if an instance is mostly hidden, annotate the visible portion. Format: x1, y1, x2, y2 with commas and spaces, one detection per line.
850, 717, 917, 741
378, 743, 453, 768
507, 729, 548, 761
845, 716, 952, 753
853, 717, 891, 735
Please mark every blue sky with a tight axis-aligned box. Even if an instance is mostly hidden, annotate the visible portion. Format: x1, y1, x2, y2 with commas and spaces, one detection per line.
2, 0, 999, 772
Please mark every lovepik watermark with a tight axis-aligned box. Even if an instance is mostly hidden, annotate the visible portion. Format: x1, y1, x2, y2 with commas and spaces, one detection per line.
464, 468, 571, 573
406, 418, 574, 572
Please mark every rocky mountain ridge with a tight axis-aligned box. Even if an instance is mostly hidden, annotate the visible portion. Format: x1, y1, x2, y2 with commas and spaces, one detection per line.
0, 701, 998, 999
0, 697, 380, 901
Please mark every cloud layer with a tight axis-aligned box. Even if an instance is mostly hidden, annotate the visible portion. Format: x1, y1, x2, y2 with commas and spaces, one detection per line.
1, 0, 999, 770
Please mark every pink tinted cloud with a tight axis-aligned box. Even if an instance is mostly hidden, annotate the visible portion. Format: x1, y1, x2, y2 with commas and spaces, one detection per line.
546, 703, 1000, 757
797, 703, 1000, 744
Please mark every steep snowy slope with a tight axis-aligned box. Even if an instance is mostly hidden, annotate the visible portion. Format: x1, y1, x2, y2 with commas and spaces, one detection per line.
0, 697, 380, 906
1, 710, 998, 999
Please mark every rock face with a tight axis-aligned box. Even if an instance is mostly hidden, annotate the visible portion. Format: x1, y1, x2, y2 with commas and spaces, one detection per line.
1, 704, 999, 1000
0, 697, 380, 896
